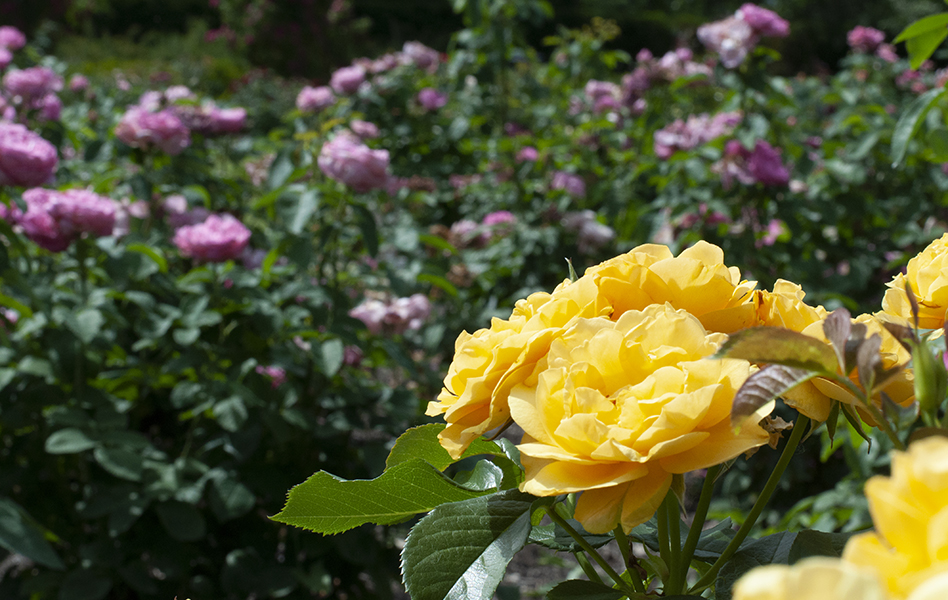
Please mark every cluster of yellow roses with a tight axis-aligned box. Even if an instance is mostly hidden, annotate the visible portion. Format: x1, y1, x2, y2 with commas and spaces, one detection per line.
733, 436, 948, 600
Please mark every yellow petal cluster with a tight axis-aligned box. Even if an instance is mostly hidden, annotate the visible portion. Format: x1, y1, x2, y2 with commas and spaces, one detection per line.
881, 233, 948, 329
781, 313, 914, 422
843, 436, 948, 598
428, 241, 760, 458
733, 438, 948, 600
732, 558, 889, 600
508, 304, 771, 533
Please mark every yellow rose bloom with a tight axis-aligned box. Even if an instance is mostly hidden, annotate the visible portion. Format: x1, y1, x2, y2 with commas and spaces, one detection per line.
428, 241, 758, 458
507, 304, 772, 533
754, 279, 827, 332
732, 558, 889, 600
781, 313, 914, 422
881, 233, 948, 329
843, 436, 948, 599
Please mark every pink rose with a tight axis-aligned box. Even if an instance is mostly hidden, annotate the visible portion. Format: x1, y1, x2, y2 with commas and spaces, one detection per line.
551, 171, 586, 198
736, 3, 790, 38
350, 119, 380, 139
0, 26, 26, 51
402, 41, 440, 72
847, 26, 885, 53
50, 189, 116, 237
296, 85, 336, 112
516, 146, 538, 163
317, 132, 390, 193
255, 365, 287, 388
4, 67, 63, 101
69, 75, 89, 92
173, 213, 251, 262
417, 88, 448, 111
207, 106, 246, 133
0, 122, 58, 187
115, 107, 191, 155
330, 65, 366, 94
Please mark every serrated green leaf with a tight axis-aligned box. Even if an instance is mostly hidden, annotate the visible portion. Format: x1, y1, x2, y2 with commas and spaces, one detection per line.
715, 327, 837, 373
454, 461, 504, 492
528, 519, 614, 552
401, 489, 534, 600
290, 189, 319, 234
892, 87, 947, 166
546, 579, 626, 600
0, 498, 65, 570
272, 459, 488, 535
716, 532, 797, 600
385, 424, 506, 471
45, 428, 96, 454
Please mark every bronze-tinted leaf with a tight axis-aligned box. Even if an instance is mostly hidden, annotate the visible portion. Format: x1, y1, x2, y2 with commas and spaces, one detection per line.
716, 327, 837, 373
822, 308, 851, 372
882, 321, 917, 352
731, 365, 816, 429
855, 334, 882, 393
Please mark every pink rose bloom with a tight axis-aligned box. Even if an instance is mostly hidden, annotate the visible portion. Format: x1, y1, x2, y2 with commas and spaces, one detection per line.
736, 3, 789, 38
164, 85, 195, 103
516, 146, 538, 162
37, 94, 62, 122
747, 141, 790, 186
163, 194, 210, 229
296, 85, 336, 112
208, 107, 246, 133
636, 48, 653, 62
115, 107, 191, 155
173, 213, 251, 262
0, 49, 11, 69
847, 26, 885, 53
0, 122, 58, 187
584, 80, 620, 102
330, 65, 366, 94
317, 132, 390, 193
1, 308, 17, 328
483, 210, 516, 227
349, 299, 388, 335
697, 16, 755, 68
19, 188, 70, 251
343, 345, 364, 366
876, 43, 899, 63
653, 111, 741, 159
255, 365, 287, 388
386, 294, 431, 333
562, 210, 615, 254
350, 119, 380, 139
50, 189, 116, 237
0, 26, 25, 50
551, 171, 586, 198
69, 75, 89, 92
402, 41, 440, 72
450, 219, 485, 247
417, 88, 448, 111
756, 218, 785, 247
4, 67, 63, 101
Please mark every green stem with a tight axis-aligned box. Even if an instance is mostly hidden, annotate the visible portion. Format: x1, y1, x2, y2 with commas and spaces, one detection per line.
76, 238, 88, 303
612, 525, 646, 594
832, 374, 905, 450
689, 415, 810, 594
674, 464, 721, 593
656, 497, 671, 573
664, 491, 681, 593
575, 551, 604, 584
545, 505, 636, 597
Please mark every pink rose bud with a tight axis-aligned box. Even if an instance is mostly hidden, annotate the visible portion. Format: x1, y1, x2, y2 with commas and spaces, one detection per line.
317, 131, 390, 193
330, 65, 366, 94
255, 365, 287, 388
173, 213, 251, 262
296, 85, 336, 112
417, 87, 448, 111
0, 122, 58, 187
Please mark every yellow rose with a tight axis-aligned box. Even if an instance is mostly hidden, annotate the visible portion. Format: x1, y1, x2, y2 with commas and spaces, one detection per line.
429, 241, 758, 458
881, 233, 948, 329
754, 279, 827, 332
732, 558, 889, 600
585, 240, 758, 333
781, 313, 914, 423
843, 436, 948, 599
507, 304, 772, 533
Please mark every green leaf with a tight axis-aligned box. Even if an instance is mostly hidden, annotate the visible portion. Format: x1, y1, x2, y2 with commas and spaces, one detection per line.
418, 233, 458, 255
731, 365, 817, 428
528, 519, 614, 552
401, 489, 534, 600
0, 498, 65, 570
93, 447, 144, 481
319, 338, 345, 377
209, 477, 256, 522
214, 396, 249, 432
271, 459, 489, 535
385, 424, 506, 471
268, 150, 294, 190
66, 308, 104, 345
352, 204, 379, 257
58, 569, 112, 600
454, 461, 504, 492
894, 13, 948, 43
0, 292, 32, 319
787, 530, 856, 564
418, 273, 460, 297
907, 27, 948, 69
290, 189, 319, 235
715, 532, 797, 600
45, 428, 96, 454
892, 87, 947, 166
125, 244, 168, 273
546, 580, 626, 600
714, 327, 838, 373
155, 501, 206, 542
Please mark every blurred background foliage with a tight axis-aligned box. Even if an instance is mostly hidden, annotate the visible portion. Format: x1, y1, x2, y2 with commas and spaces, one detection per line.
1, 0, 945, 82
